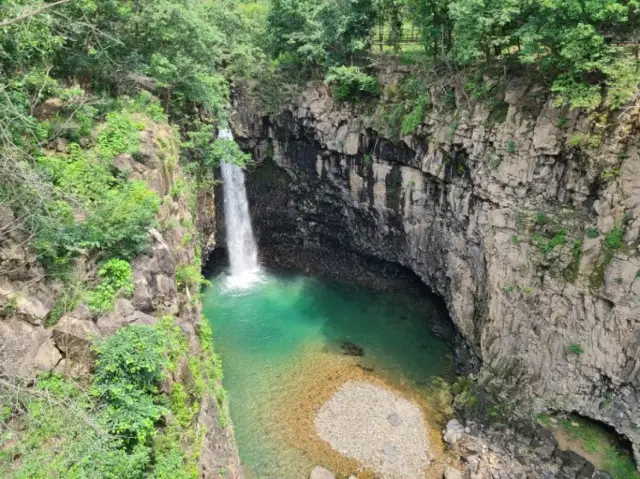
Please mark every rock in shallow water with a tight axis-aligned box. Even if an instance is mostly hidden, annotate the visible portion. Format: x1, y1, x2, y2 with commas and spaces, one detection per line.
443, 419, 465, 446
340, 341, 364, 356
309, 465, 335, 479
443, 467, 464, 479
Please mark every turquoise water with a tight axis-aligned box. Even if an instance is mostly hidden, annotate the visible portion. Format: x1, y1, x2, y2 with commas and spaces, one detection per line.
202, 271, 453, 478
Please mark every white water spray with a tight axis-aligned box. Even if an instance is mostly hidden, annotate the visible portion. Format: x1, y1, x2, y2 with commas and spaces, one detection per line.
219, 128, 260, 288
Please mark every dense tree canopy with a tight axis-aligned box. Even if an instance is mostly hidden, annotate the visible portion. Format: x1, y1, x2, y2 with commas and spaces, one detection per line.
267, 0, 377, 66
266, 0, 639, 109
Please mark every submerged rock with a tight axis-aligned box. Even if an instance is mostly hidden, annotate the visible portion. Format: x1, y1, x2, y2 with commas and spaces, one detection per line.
340, 341, 364, 356
309, 465, 335, 479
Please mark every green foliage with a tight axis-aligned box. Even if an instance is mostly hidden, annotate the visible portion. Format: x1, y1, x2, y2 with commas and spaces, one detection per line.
210, 139, 251, 167
45, 282, 83, 327
0, 316, 215, 478
265, 0, 640, 110
325, 66, 380, 101
176, 264, 207, 294
197, 320, 228, 426
605, 227, 624, 250
267, 0, 377, 66
3, 297, 17, 315
451, 376, 479, 415
92, 326, 169, 446
0, 375, 150, 479
182, 124, 250, 170
98, 112, 146, 161
563, 239, 584, 283
82, 181, 160, 259
531, 229, 568, 254
0, 0, 260, 130
536, 213, 551, 226
506, 140, 517, 154
169, 178, 186, 200
591, 223, 627, 289
487, 100, 509, 125
586, 228, 600, 239
87, 260, 135, 314
36, 144, 114, 205
569, 343, 585, 355
601, 168, 621, 182
401, 95, 429, 135
13, 108, 160, 276
569, 132, 604, 150
170, 384, 198, 428
150, 430, 197, 479
93, 326, 168, 395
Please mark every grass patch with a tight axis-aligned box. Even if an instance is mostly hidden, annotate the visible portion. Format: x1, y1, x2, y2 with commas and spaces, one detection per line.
563, 239, 584, 283
87, 259, 135, 314
569, 343, 584, 355
531, 229, 567, 254
590, 225, 626, 290
547, 415, 640, 479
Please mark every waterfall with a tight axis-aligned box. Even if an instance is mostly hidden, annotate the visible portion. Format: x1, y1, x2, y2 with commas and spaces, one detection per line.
219, 128, 260, 287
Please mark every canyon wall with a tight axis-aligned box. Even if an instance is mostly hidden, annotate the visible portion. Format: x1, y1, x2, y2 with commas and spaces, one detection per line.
232, 77, 640, 462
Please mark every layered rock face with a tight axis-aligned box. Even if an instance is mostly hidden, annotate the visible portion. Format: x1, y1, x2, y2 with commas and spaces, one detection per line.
232, 81, 640, 462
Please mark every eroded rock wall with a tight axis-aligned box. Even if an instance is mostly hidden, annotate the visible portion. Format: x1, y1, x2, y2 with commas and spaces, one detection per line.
232, 81, 640, 462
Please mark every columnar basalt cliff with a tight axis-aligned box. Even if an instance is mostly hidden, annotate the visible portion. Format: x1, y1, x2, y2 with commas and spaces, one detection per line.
231, 77, 640, 462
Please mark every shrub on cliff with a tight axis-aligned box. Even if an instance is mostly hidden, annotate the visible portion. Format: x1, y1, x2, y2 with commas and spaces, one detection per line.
87, 259, 135, 314
325, 66, 381, 101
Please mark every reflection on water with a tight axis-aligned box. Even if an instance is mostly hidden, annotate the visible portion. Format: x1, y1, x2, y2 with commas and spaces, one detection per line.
202, 271, 454, 479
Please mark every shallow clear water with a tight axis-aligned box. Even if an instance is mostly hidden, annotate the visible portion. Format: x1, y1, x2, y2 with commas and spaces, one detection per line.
202, 271, 453, 479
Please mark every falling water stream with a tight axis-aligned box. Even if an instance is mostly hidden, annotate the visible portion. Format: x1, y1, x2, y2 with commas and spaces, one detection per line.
219, 128, 260, 288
